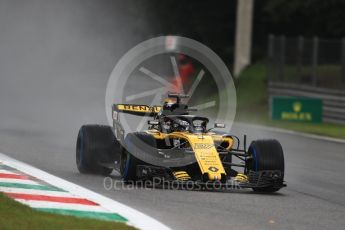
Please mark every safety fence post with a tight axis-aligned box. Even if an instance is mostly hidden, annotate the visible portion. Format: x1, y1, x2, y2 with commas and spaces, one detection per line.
297, 36, 304, 83
341, 38, 345, 84
279, 35, 286, 82
267, 34, 274, 83
312, 36, 319, 86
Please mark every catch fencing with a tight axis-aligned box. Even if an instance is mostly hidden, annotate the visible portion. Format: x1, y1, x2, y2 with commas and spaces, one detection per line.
267, 35, 345, 124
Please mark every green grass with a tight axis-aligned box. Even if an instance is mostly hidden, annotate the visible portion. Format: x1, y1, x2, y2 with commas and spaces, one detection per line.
0, 193, 135, 230
235, 62, 345, 139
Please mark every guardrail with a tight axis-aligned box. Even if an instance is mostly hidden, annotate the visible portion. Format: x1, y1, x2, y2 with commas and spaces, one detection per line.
267, 35, 345, 90
268, 82, 345, 124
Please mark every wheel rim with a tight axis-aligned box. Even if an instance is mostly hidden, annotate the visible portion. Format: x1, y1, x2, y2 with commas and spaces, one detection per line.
120, 151, 127, 175
248, 146, 258, 171
120, 151, 131, 179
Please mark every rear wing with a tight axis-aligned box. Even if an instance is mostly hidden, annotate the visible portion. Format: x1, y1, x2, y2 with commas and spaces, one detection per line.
112, 104, 162, 117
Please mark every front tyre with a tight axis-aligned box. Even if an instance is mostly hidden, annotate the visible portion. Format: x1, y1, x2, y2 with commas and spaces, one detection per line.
76, 125, 119, 175
246, 139, 285, 193
120, 132, 156, 182
120, 149, 140, 182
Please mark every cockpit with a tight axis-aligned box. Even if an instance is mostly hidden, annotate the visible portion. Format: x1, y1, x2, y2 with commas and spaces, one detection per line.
147, 94, 210, 133
156, 115, 209, 133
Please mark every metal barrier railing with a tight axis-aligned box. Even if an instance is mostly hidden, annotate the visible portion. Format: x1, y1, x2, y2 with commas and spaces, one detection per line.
267, 35, 345, 90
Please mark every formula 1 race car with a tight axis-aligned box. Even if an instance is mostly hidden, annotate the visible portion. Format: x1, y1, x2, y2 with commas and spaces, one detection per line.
76, 94, 285, 192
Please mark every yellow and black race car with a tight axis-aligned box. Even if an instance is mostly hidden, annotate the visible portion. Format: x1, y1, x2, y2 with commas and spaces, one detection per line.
76, 94, 286, 192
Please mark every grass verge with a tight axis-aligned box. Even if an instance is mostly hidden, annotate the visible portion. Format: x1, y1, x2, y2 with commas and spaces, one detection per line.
235, 62, 345, 140
0, 193, 135, 230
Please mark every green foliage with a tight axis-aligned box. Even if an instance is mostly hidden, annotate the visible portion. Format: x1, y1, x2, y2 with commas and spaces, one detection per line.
235, 62, 269, 124
145, 0, 237, 64
260, 0, 345, 37
141, 0, 345, 61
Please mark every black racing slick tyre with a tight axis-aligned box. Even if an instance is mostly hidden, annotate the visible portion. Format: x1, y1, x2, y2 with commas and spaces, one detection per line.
76, 125, 120, 175
120, 132, 156, 182
247, 139, 285, 193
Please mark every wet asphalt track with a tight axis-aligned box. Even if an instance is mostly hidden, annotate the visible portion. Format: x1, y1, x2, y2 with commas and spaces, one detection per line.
1, 70, 345, 230
1, 1, 345, 229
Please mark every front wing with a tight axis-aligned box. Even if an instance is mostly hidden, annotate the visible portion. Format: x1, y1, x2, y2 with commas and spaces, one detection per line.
135, 165, 286, 190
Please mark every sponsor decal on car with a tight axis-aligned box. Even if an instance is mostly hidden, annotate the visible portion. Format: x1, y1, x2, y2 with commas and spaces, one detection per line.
194, 143, 214, 149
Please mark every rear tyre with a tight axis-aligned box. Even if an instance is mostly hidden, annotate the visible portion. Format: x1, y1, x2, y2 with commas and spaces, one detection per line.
120, 132, 156, 182
76, 125, 120, 175
246, 139, 284, 193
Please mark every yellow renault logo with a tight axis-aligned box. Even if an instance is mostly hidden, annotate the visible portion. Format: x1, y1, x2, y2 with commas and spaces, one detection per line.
208, 166, 219, 172
293, 102, 302, 113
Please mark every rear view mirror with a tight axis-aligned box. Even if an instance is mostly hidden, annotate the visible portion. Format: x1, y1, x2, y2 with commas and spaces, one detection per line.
214, 123, 226, 128
148, 120, 159, 125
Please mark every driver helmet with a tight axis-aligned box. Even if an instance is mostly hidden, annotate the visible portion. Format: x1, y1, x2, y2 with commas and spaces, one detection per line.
163, 98, 175, 111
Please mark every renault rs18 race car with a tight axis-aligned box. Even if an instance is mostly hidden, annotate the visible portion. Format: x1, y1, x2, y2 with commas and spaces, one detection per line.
76, 94, 286, 192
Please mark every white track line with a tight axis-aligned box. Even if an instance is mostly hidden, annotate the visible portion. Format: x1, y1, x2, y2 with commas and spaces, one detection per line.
0, 153, 171, 230
16, 199, 110, 212
0, 178, 40, 185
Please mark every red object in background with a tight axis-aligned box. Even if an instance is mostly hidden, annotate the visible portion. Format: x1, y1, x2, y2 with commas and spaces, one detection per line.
170, 54, 195, 93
